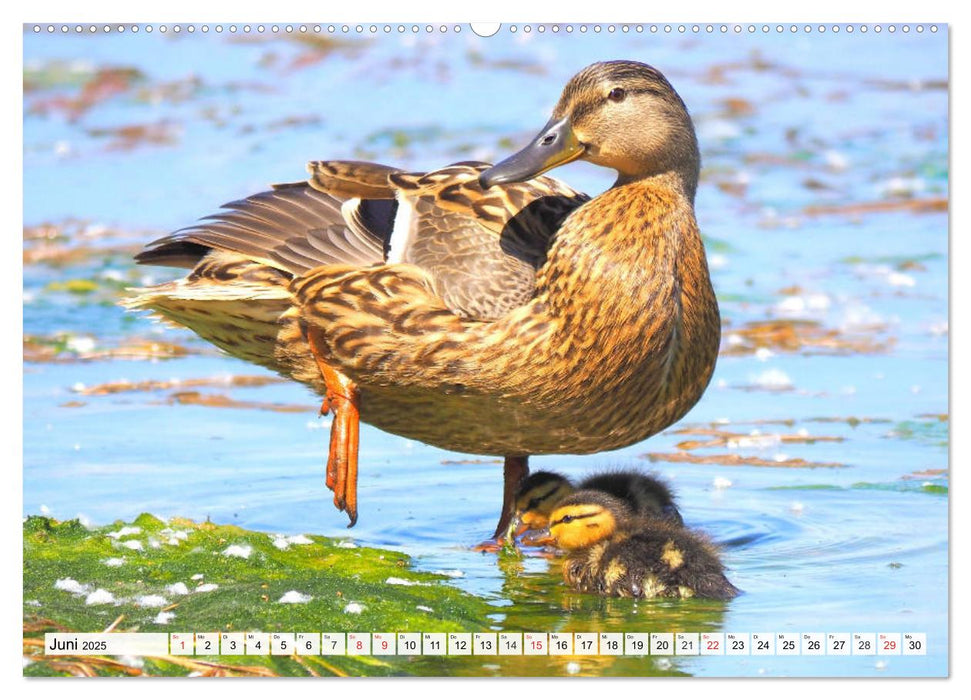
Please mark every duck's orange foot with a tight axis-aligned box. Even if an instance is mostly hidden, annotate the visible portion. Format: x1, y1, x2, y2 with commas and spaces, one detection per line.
308, 331, 360, 528
324, 376, 360, 527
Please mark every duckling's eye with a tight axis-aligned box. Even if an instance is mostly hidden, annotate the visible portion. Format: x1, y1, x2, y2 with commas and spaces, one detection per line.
607, 87, 627, 103
559, 515, 575, 524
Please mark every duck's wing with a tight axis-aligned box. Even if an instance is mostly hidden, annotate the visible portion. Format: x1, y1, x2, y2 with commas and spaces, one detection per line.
385, 162, 588, 320
134, 160, 588, 321
134, 161, 401, 275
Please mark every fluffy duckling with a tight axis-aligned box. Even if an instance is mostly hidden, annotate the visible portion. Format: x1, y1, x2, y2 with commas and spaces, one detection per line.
581, 471, 684, 526
513, 471, 578, 532
548, 490, 738, 600
514, 469, 683, 532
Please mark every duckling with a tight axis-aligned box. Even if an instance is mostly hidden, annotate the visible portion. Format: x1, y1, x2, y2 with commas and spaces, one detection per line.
581, 471, 684, 526
513, 471, 578, 532
514, 469, 683, 533
548, 490, 738, 600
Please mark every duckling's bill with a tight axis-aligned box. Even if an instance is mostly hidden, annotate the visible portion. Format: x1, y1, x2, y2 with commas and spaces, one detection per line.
479, 117, 584, 188
512, 513, 554, 546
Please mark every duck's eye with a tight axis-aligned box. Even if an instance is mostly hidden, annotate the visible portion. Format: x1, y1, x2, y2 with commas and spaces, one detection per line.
559, 515, 574, 524
607, 87, 627, 103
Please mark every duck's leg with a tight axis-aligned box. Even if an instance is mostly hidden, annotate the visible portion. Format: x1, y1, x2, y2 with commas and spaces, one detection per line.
494, 455, 530, 539
473, 455, 530, 552
306, 330, 361, 527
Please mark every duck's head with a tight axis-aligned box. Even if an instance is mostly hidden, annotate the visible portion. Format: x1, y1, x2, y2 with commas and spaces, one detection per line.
548, 490, 633, 550
513, 470, 575, 532
480, 60, 699, 196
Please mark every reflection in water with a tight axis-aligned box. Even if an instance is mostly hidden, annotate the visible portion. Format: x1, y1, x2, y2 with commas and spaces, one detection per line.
454, 547, 734, 676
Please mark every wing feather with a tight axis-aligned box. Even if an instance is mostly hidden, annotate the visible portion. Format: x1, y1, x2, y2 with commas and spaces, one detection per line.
134, 160, 588, 321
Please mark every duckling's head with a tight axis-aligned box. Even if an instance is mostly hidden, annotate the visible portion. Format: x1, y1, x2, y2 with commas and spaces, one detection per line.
480, 60, 699, 197
580, 470, 684, 525
514, 471, 575, 530
548, 490, 633, 550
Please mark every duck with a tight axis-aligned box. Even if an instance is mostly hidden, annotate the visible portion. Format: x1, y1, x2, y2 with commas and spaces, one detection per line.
514, 469, 683, 534
548, 490, 738, 600
126, 60, 720, 538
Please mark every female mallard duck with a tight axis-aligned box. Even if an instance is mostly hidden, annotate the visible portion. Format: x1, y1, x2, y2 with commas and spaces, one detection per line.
514, 469, 683, 533
549, 490, 738, 600
127, 60, 719, 537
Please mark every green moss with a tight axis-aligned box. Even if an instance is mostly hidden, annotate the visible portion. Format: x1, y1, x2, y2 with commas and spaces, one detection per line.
23, 515, 495, 676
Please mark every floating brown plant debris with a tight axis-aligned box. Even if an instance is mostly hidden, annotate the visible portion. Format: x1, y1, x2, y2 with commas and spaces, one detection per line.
76, 374, 286, 396
24, 337, 68, 363
669, 426, 844, 451
718, 97, 756, 117
267, 33, 363, 72
133, 75, 205, 106
805, 416, 893, 426
24, 218, 144, 244
86, 120, 181, 151
642, 452, 846, 469
23, 334, 196, 363
24, 222, 70, 243
23, 219, 167, 269
864, 78, 948, 92
722, 319, 895, 356
900, 468, 947, 481
714, 178, 749, 198
81, 339, 194, 361
466, 50, 548, 76
164, 391, 310, 414
677, 417, 893, 435
26, 65, 145, 120
803, 197, 947, 217
24, 242, 143, 267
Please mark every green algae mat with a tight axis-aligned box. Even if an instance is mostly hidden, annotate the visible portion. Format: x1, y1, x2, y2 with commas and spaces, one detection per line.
23, 514, 494, 676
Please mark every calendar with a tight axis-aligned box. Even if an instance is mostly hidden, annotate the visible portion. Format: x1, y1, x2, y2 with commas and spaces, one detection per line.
45, 631, 928, 657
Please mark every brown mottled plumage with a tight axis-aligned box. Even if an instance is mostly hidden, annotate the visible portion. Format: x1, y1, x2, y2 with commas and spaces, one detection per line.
549, 491, 738, 600
126, 60, 720, 536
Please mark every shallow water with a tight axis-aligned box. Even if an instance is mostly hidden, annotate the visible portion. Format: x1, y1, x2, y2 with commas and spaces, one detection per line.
23, 24, 948, 677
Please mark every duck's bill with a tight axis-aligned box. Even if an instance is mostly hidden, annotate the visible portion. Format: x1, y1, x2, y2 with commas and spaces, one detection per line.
479, 117, 584, 188
521, 531, 555, 547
